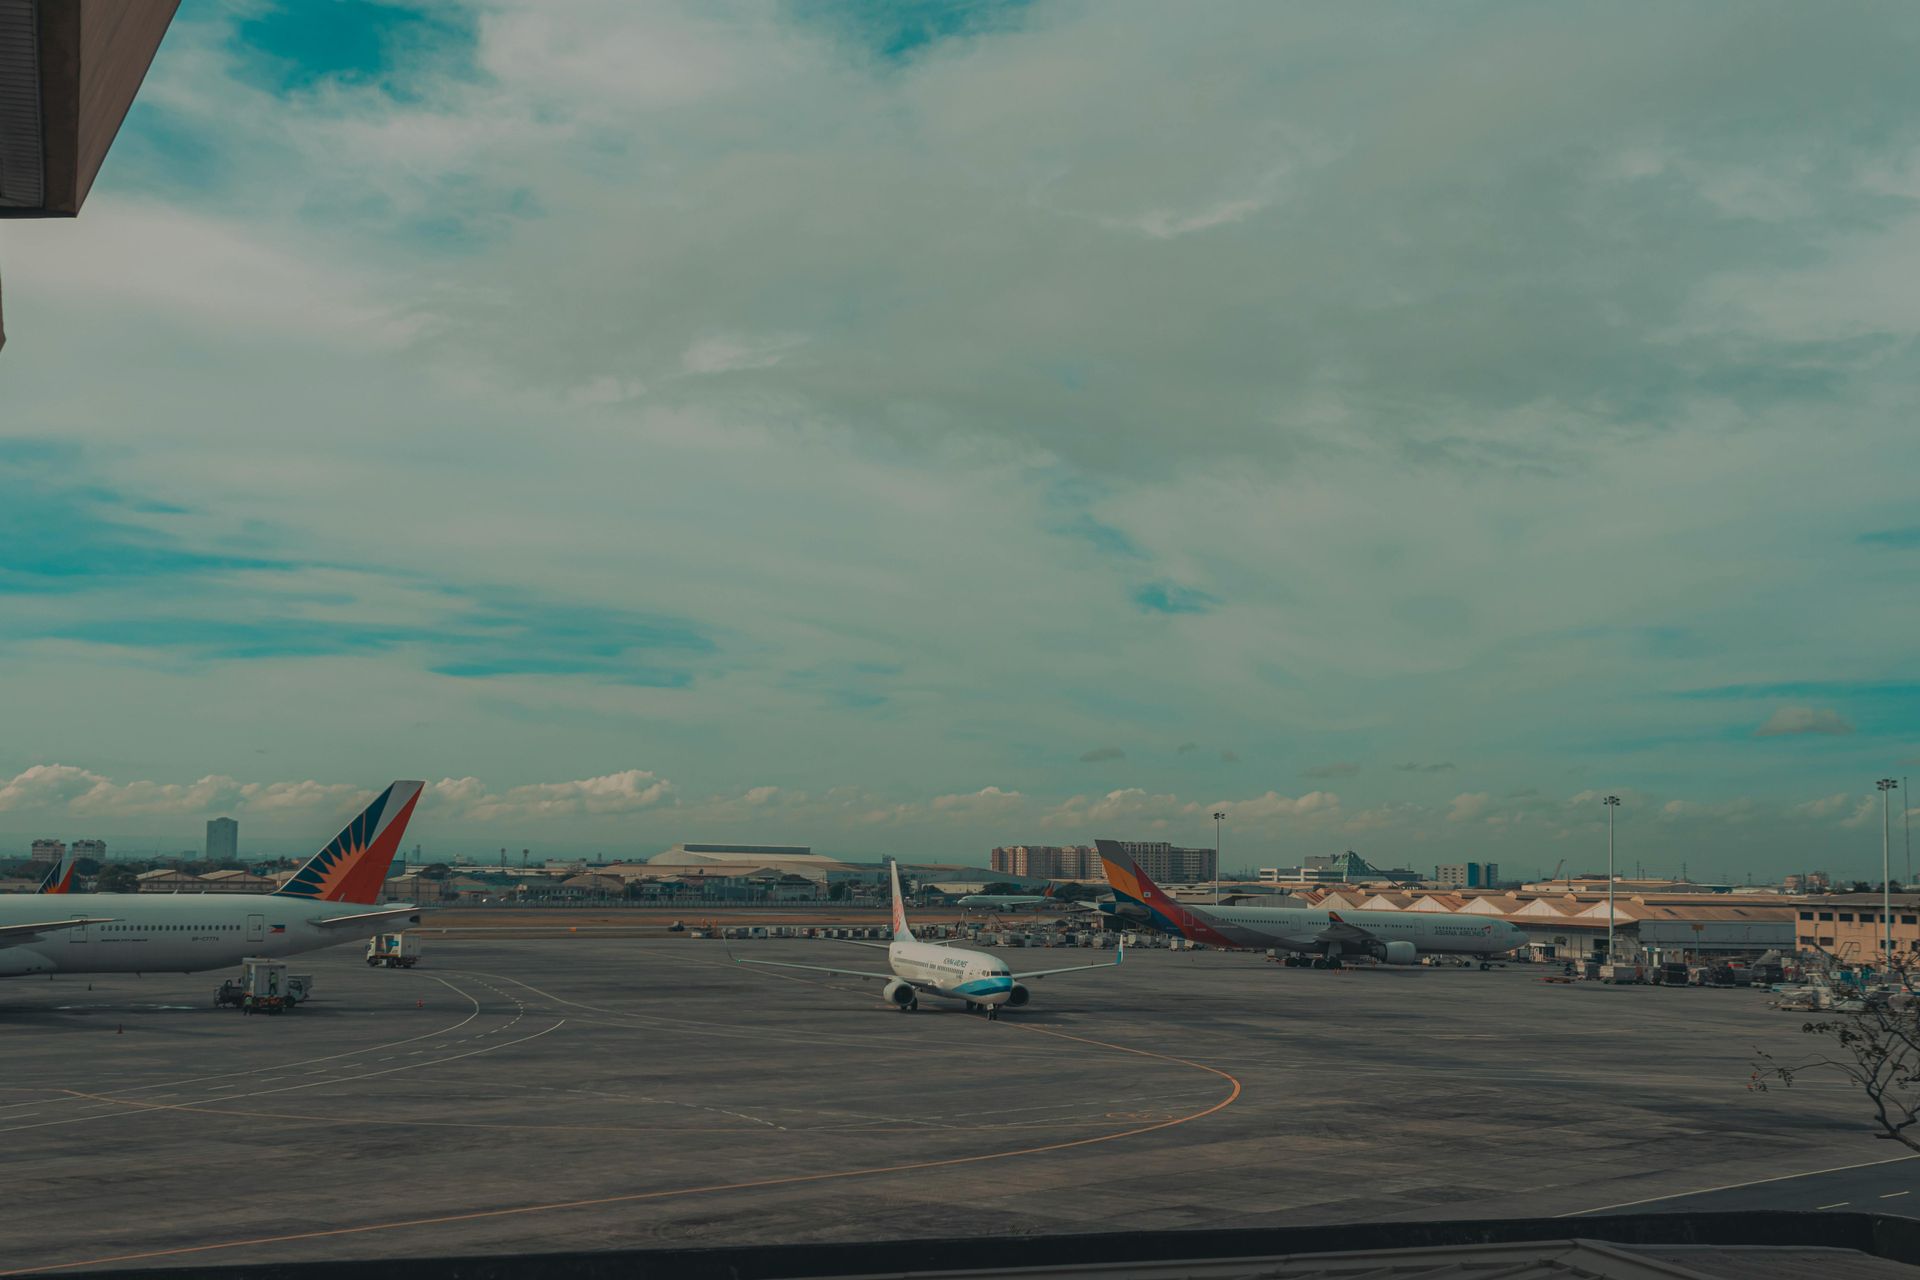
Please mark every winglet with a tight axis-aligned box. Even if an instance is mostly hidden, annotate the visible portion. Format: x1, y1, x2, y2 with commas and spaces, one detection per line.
273, 781, 425, 904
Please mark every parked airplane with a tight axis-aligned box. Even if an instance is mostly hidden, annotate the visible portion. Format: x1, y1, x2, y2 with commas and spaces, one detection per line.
36, 847, 78, 895
0, 781, 427, 979
955, 882, 1080, 912
1096, 840, 1526, 969
736, 860, 1121, 1019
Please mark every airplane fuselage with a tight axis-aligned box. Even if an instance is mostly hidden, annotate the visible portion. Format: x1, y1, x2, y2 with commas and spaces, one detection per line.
1106, 901, 1526, 959
887, 938, 1015, 1006
0, 894, 418, 978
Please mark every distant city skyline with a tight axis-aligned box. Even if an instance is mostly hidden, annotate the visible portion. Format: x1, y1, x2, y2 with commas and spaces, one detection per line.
3, 5, 1916, 882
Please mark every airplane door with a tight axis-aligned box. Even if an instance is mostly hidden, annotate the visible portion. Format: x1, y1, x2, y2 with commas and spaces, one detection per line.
246, 915, 264, 942
68, 914, 89, 944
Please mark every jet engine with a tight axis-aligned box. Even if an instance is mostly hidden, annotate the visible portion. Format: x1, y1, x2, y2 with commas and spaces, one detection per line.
1004, 983, 1031, 1008
882, 979, 917, 1007
1368, 940, 1419, 965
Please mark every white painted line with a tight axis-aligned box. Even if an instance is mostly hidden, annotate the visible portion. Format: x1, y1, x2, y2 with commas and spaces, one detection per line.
1561, 1152, 1920, 1217
1818, 1201, 1851, 1209
1883, 1191, 1910, 1199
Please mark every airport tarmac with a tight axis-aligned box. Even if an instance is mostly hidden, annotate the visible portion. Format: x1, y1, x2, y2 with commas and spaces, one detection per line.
0, 937, 1901, 1274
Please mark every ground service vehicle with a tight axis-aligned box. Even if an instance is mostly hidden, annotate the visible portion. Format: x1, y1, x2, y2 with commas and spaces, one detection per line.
366, 932, 423, 967
217, 958, 312, 1015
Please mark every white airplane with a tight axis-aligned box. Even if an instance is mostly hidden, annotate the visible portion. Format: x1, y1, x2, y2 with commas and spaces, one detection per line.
955, 882, 1078, 912
0, 781, 427, 980
736, 860, 1122, 1020
1096, 840, 1527, 970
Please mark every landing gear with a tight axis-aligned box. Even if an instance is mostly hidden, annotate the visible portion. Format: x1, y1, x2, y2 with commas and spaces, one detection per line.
987, 1007, 999, 1021
1479, 962, 1492, 971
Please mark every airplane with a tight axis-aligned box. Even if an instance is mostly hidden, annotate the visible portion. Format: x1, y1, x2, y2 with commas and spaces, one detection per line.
735, 859, 1122, 1020
1095, 839, 1528, 970
36, 847, 78, 895
0, 781, 427, 980
955, 881, 1083, 912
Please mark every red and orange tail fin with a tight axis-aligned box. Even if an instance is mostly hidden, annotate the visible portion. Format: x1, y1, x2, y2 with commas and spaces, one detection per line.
274, 781, 424, 904
36, 850, 78, 895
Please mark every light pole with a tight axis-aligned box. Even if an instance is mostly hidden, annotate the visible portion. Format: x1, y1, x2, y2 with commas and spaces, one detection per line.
1881, 779, 1900, 966
1603, 795, 1621, 960
1212, 811, 1226, 905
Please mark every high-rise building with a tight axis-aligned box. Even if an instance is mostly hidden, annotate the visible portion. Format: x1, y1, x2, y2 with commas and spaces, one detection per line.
69, 839, 106, 864
1112, 841, 1216, 884
206, 817, 238, 863
990, 845, 1099, 880
1435, 861, 1498, 889
29, 839, 65, 868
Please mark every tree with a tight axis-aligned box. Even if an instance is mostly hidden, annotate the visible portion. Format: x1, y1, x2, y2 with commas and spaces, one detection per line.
1754, 991, 1920, 1151
94, 864, 140, 894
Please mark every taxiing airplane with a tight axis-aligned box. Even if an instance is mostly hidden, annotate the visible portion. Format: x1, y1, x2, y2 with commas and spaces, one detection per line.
0, 781, 428, 979
736, 860, 1122, 1019
955, 882, 1079, 912
1096, 839, 1527, 969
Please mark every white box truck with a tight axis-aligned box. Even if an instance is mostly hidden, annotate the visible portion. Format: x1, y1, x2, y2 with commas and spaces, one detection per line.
366, 932, 424, 968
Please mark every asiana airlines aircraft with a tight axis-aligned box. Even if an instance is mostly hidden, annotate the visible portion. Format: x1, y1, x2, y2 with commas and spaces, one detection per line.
0, 781, 426, 979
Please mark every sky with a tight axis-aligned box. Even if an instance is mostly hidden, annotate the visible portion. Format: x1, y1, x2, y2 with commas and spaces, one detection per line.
1, 1, 1917, 877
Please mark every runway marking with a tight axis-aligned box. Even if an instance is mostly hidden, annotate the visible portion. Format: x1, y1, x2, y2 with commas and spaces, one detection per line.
0, 974, 486, 1126
1561, 1151, 1920, 1216
2, 1013, 1240, 1275
1818, 1201, 1851, 1209
1883, 1191, 1909, 1199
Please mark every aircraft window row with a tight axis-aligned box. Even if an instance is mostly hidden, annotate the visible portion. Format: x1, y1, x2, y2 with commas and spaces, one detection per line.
102, 924, 239, 932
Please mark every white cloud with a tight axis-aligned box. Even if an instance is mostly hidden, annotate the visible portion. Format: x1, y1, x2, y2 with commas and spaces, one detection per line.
1447, 793, 1492, 824
1755, 706, 1856, 737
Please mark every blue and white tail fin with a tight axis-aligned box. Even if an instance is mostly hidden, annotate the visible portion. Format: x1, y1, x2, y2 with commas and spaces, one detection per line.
889, 859, 914, 941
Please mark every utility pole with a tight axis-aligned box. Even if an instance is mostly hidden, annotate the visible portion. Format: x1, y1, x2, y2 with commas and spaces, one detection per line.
1880, 779, 1900, 966
1906, 775, 1912, 891
1603, 796, 1621, 960
1212, 811, 1226, 905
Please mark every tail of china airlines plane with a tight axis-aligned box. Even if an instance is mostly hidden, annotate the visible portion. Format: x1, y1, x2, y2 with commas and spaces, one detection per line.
273, 781, 425, 904
889, 858, 914, 941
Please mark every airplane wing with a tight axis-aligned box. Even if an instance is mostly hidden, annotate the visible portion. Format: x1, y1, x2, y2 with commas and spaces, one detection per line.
733, 955, 895, 983
311, 905, 430, 930
1318, 912, 1378, 944
826, 938, 892, 951
0, 917, 116, 946
1011, 947, 1125, 981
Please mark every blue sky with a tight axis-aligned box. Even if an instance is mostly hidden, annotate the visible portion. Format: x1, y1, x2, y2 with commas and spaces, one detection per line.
1, 1, 1917, 876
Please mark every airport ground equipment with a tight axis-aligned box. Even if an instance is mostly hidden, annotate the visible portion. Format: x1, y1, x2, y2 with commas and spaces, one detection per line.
217, 958, 311, 1015
366, 931, 424, 968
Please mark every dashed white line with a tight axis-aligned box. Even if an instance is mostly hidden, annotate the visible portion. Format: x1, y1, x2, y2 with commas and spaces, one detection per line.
1817, 1200, 1850, 1209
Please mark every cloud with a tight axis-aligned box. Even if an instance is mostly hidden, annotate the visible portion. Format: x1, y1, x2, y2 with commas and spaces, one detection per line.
929, 785, 1024, 815
1303, 762, 1361, 779
1175, 741, 1198, 754
1079, 746, 1126, 763
1859, 528, 1920, 549
429, 770, 675, 820
1219, 750, 1239, 764
1754, 706, 1856, 737
1447, 793, 1492, 823
0, 765, 368, 822
1217, 790, 1340, 821
1794, 792, 1854, 819
1132, 582, 1218, 616
1393, 762, 1456, 774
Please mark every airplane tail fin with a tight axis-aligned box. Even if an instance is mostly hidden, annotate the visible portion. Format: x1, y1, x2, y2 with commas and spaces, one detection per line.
1043, 882, 1057, 899
1095, 838, 1231, 947
36, 848, 78, 895
1095, 839, 1163, 908
273, 781, 424, 904
889, 859, 914, 940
